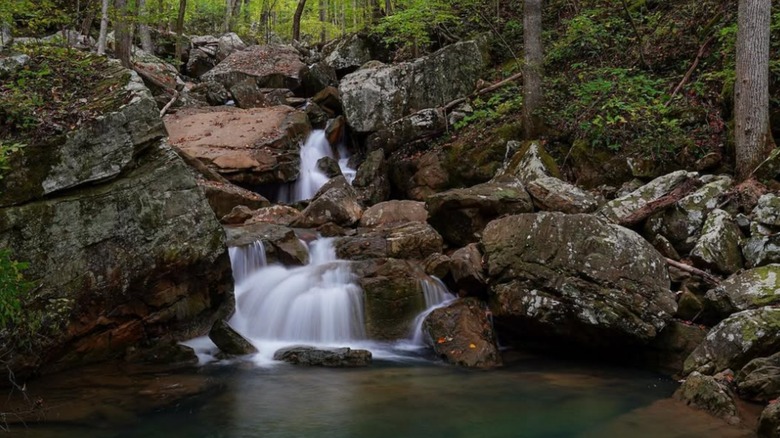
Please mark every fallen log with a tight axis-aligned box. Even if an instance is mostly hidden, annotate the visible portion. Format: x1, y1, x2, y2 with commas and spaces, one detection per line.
617, 178, 702, 227
665, 258, 721, 286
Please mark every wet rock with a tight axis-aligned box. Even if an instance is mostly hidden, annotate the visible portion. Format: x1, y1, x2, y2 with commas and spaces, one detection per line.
689, 209, 744, 275
353, 259, 429, 340
334, 222, 443, 261
165, 106, 310, 186
225, 222, 309, 265
359, 200, 427, 228
245, 205, 303, 227
737, 352, 780, 402
324, 33, 374, 75
293, 176, 363, 227
201, 44, 308, 92
340, 41, 485, 133
757, 401, 780, 438
305, 102, 329, 129
752, 194, 780, 227
353, 149, 391, 206
483, 212, 676, 346
422, 298, 502, 369
209, 319, 257, 355
683, 307, 780, 375
526, 176, 599, 213
424, 253, 452, 280
313, 86, 343, 116
273, 345, 371, 367
366, 108, 447, 154
598, 171, 698, 224
704, 265, 780, 319
317, 156, 343, 178
125, 340, 199, 365
673, 372, 740, 425
200, 179, 270, 219
494, 141, 560, 184
742, 234, 780, 268
449, 244, 487, 296
647, 321, 708, 375
426, 180, 533, 246
325, 115, 347, 145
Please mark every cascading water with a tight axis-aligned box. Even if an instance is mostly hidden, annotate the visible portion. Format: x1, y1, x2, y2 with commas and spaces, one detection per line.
278, 130, 355, 203
228, 241, 267, 284
408, 276, 457, 346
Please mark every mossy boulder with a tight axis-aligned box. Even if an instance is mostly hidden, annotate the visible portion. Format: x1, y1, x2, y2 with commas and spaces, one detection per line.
482, 212, 676, 347
758, 401, 780, 438
673, 372, 740, 425
526, 176, 599, 213
689, 209, 744, 275
736, 352, 780, 402
598, 170, 697, 224
752, 194, 780, 227
704, 265, 780, 320
494, 140, 560, 184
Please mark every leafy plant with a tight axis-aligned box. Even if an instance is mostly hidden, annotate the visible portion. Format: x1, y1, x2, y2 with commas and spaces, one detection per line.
0, 249, 30, 328
0, 140, 25, 178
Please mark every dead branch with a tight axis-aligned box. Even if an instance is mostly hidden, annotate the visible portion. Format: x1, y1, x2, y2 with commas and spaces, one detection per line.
665, 258, 721, 286
443, 71, 523, 113
159, 90, 180, 117
665, 35, 715, 107
617, 178, 702, 227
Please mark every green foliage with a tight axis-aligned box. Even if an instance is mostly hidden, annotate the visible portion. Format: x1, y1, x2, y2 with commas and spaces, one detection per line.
0, 140, 25, 178
0, 249, 30, 328
373, 0, 457, 53
454, 85, 522, 130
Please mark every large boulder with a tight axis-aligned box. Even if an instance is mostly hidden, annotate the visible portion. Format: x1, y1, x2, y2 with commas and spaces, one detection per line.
323, 33, 375, 75
494, 141, 560, 184
365, 108, 447, 154
426, 180, 534, 246
186, 33, 247, 78
292, 176, 363, 228
200, 180, 270, 219
736, 352, 780, 402
598, 171, 698, 224
758, 401, 780, 438
422, 298, 502, 369
483, 212, 676, 346
335, 222, 442, 261
208, 319, 257, 355
201, 44, 307, 92
165, 106, 310, 185
225, 222, 309, 266
704, 264, 780, 320
673, 372, 740, 425
340, 41, 486, 133
359, 200, 427, 228
684, 307, 780, 375
390, 151, 450, 201
353, 149, 391, 206
273, 345, 372, 367
689, 209, 744, 275
526, 176, 599, 214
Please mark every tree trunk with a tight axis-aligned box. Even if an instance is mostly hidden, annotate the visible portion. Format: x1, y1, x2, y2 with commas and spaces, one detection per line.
174, 0, 187, 67
523, 0, 544, 140
224, 0, 234, 32
97, 0, 110, 55
292, 0, 307, 41
385, 0, 392, 15
319, 0, 327, 43
138, 0, 154, 53
735, 0, 774, 180
114, 0, 132, 68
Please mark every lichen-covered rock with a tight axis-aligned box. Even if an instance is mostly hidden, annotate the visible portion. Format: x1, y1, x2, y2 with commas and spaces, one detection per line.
598, 170, 698, 224
704, 265, 780, 319
683, 307, 780, 375
449, 244, 487, 296
526, 176, 599, 213
359, 200, 427, 228
165, 106, 310, 185
186, 33, 247, 78
209, 319, 257, 355
302, 61, 338, 96
293, 176, 363, 227
673, 372, 740, 425
188, 81, 231, 106
366, 108, 447, 154
273, 345, 371, 367
426, 180, 534, 246
689, 209, 744, 275
483, 212, 676, 346
742, 234, 780, 268
225, 222, 309, 265
323, 33, 375, 75
757, 401, 780, 438
494, 141, 560, 184
340, 41, 485, 133
752, 194, 780, 227
353, 258, 430, 340
200, 179, 270, 219
754, 148, 780, 183
221, 205, 254, 224
422, 298, 502, 369
736, 352, 780, 402
353, 149, 390, 206
245, 205, 303, 226
334, 222, 442, 261
201, 44, 307, 91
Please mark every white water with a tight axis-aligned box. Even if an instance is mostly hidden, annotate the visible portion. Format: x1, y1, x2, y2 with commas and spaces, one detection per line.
227, 241, 267, 284
279, 130, 356, 203
408, 276, 457, 347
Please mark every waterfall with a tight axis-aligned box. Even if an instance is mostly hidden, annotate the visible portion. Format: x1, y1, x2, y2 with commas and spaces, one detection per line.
229, 238, 366, 361
279, 130, 355, 203
408, 276, 457, 346
228, 241, 267, 284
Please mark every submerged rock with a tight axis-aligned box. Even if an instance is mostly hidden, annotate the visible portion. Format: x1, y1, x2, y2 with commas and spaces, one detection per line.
273, 345, 371, 367
482, 212, 676, 346
673, 372, 740, 425
423, 298, 502, 369
209, 319, 257, 355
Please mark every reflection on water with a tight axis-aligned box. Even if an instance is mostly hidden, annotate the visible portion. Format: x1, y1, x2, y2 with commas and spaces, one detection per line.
7, 357, 753, 438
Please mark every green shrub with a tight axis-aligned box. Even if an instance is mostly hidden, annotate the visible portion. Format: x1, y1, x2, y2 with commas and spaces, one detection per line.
0, 249, 30, 328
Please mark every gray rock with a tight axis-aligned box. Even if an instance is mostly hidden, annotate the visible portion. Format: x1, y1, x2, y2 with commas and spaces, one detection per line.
340, 41, 485, 133
742, 234, 780, 268
526, 176, 599, 213
209, 320, 257, 355
753, 194, 780, 227
684, 307, 780, 375
673, 372, 740, 425
324, 33, 374, 75
189, 81, 231, 106
423, 298, 502, 369
334, 222, 442, 261
359, 200, 427, 228
426, 180, 533, 246
690, 209, 744, 275
758, 401, 780, 438
317, 156, 342, 178
273, 345, 371, 367
353, 149, 390, 206
598, 170, 698, 224
737, 352, 780, 402
494, 141, 560, 184
302, 61, 338, 96
293, 176, 363, 228
483, 212, 676, 346
0, 54, 29, 79
201, 44, 307, 92
449, 244, 487, 295
704, 264, 780, 319
200, 179, 270, 219
366, 108, 447, 154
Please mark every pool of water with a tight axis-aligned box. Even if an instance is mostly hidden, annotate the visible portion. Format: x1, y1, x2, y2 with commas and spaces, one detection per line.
6, 353, 754, 438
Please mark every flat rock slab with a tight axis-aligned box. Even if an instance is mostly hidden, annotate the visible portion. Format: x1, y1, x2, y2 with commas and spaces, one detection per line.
165, 106, 310, 185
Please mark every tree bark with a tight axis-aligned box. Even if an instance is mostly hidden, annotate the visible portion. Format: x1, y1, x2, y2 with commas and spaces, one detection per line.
114, 0, 132, 68
735, 0, 774, 181
174, 0, 187, 66
224, 0, 234, 32
138, 0, 154, 53
97, 0, 110, 55
523, 0, 544, 140
319, 0, 327, 43
292, 0, 307, 41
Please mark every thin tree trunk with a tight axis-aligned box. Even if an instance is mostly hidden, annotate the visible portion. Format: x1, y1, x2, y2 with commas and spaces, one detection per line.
292, 0, 307, 41
385, 0, 391, 15
523, 0, 544, 140
174, 0, 187, 66
114, 0, 132, 67
138, 0, 154, 52
97, 0, 110, 55
224, 0, 234, 32
319, 0, 327, 43
735, 0, 773, 180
